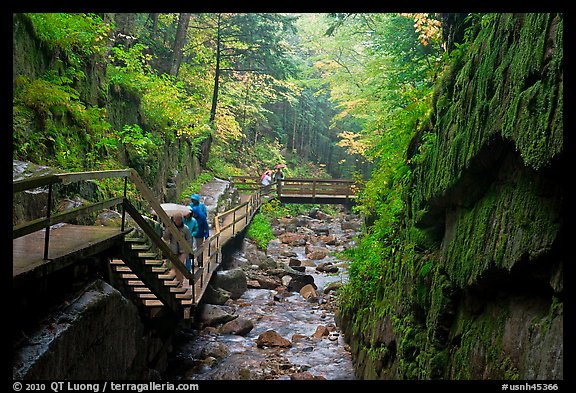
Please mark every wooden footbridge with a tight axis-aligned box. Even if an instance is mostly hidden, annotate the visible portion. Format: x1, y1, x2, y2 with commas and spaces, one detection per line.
13, 169, 358, 320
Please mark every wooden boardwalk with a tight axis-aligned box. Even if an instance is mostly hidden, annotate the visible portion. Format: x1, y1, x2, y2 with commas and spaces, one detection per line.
13, 224, 130, 285
13, 169, 357, 319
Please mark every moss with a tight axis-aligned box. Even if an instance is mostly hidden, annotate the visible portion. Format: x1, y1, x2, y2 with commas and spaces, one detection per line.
338, 13, 562, 381
412, 13, 562, 211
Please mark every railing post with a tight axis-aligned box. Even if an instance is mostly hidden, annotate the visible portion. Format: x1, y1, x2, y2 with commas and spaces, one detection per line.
312, 180, 317, 198
121, 176, 127, 232
232, 209, 236, 235
43, 183, 53, 260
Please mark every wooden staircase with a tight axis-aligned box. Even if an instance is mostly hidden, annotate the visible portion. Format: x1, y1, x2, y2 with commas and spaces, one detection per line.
110, 236, 194, 319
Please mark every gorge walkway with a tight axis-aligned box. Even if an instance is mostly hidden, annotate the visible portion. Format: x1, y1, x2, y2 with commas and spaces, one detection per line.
13, 169, 358, 320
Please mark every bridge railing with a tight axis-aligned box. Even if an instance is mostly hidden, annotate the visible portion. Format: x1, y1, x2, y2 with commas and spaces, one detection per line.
280, 178, 356, 198
13, 169, 196, 283
214, 189, 263, 238
229, 176, 359, 199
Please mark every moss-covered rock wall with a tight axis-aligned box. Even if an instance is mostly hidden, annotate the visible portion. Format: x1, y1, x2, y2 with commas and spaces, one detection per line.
338, 13, 563, 380
12, 13, 202, 206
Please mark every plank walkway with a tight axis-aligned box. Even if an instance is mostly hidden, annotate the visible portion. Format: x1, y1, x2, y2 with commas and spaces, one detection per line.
13, 171, 357, 319
13, 224, 130, 285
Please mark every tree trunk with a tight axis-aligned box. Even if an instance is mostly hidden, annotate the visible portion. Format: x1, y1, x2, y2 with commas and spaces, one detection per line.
209, 13, 222, 123
291, 108, 297, 153
150, 13, 159, 37
170, 13, 191, 77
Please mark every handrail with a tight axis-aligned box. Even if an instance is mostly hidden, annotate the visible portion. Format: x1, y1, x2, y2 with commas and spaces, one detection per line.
128, 169, 193, 280
229, 176, 359, 201
13, 168, 358, 312
12, 168, 194, 281
12, 167, 273, 313
214, 186, 263, 239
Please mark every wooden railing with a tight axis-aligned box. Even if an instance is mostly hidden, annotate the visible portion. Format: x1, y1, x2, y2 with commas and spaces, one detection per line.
280, 178, 356, 198
13, 169, 196, 281
13, 168, 269, 313
214, 190, 263, 238
230, 176, 359, 199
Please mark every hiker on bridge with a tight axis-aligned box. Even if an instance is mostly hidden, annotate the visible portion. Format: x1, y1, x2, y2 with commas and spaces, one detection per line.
182, 206, 198, 272
273, 165, 285, 194
189, 193, 207, 217
191, 205, 210, 267
162, 211, 192, 287
261, 170, 272, 194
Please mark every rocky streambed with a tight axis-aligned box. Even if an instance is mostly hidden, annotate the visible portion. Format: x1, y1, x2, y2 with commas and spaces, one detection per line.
164, 207, 362, 380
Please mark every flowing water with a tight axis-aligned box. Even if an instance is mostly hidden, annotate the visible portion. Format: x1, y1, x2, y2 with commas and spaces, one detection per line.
165, 210, 360, 380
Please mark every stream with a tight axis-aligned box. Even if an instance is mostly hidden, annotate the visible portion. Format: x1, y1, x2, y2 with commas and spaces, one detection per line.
164, 207, 361, 380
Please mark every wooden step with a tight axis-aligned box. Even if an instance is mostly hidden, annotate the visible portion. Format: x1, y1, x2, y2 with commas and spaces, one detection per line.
180, 299, 193, 306
121, 273, 139, 279
127, 280, 145, 286
131, 244, 151, 251
144, 259, 165, 266
151, 266, 169, 273
163, 280, 180, 287
110, 259, 125, 266
175, 290, 192, 299
144, 299, 165, 307
138, 252, 158, 258
138, 293, 157, 299
125, 237, 148, 243
170, 286, 188, 294
158, 273, 176, 281
114, 266, 132, 273
132, 287, 151, 293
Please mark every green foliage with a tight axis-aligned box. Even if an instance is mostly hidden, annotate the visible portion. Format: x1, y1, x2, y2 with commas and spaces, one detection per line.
107, 43, 210, 141
246, 212, 275, 250
179, 172, 215, 203
13, 75, 112, 170
26, 13, 111, 67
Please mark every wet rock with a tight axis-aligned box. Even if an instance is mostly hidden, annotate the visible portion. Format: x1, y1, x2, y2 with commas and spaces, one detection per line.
311, 225, 330, 235
219, 317, 254, 336
290, 371, 326, 380
255, 330, 292, 348
246, 279, 262, 289
288, 258, 301, 267
286, 274, 316, 293
227, 254, 249, 269
256, 256, 278, 270
279, 232, 307, 245
291, 334, 307, 342
200, 341, 230, 360
212, 268, 247, 299
198, 304, 238, 327
316, 262, 339, 273
324, 282, 343, 294
311, 325, 330, 339
281, 275, 292, 287
299, 284, 318, 300
341, 220, 361, 230
273, 290, 294, 302
250, 274, 281, 290
306, 248, 328, 260
203, 285, 231, 305
319, 234, 338, 245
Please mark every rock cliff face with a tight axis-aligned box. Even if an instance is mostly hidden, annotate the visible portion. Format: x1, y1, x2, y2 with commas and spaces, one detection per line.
13, 279, 169, 379
338, 13, 563, 379
12, 13, 204, 225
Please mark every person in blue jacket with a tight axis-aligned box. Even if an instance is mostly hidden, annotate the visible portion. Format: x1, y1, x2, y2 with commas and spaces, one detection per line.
189, 193, 207, 217
191, 205, 210, 267
182, 206, 198, 271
